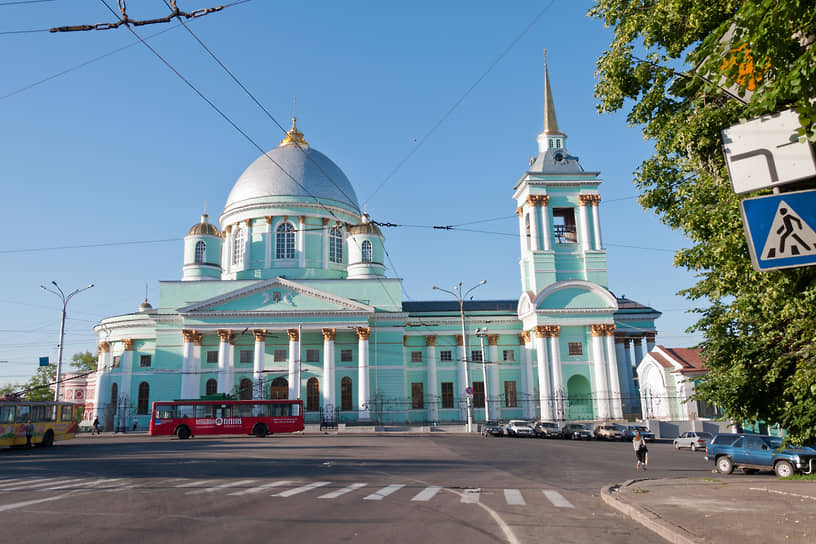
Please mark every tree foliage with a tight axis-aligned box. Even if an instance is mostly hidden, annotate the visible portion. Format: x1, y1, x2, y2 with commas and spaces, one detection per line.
71, 351, 97, 372
1, 351, 96, 401
589, 0, 816, 444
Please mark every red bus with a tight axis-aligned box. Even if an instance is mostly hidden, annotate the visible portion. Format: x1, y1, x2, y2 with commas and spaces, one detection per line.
149, 399, 304, 439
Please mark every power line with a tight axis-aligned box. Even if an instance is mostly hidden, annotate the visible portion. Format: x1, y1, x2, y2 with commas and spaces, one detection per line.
0, 0, 56, 5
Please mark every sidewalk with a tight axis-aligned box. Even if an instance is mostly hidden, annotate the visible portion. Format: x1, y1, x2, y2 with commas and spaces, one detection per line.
601, 476, 816, 543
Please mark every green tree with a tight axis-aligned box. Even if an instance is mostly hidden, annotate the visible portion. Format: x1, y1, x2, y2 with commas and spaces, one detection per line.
589, 1, 816, 444
22, 365, 57, 401
71, 351, 97, 372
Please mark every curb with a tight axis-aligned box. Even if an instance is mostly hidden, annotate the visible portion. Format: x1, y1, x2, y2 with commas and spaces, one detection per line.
600, 480, 701, 544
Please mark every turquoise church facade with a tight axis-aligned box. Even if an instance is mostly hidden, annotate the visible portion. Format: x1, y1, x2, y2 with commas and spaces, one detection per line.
91, 68, 660, 429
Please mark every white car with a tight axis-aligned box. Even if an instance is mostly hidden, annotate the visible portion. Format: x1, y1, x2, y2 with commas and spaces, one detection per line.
673, 431, 712, 451
505, 420, 535, 437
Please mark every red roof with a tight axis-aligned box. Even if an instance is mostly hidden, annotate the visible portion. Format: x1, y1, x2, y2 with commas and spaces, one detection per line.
654, 346, 707, 373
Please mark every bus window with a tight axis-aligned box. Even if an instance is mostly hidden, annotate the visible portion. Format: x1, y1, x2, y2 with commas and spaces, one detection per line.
194, 405, 213, 418
235, 404, 253, 418
217, 405, 232, 418
291, 403, 300, 417
0, 406, 13, 424
253, 404, 270, 417
60, 405, 73, 422
32, 405, 56, 422
155, 406, 176, 419
178, 405, 194, 418
15, 405, 30, 422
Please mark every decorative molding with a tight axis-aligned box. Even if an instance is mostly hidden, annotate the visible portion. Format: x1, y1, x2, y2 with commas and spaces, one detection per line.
425, 334, 436, 347
644, 331, 657, 341
487, 334, 499, 346
244, 218, 252, 227
97, 342, 110, 353
519, 331, 530, 344
590, 324, 606, 337
542, 325, 561, 337
321, 328, 336, 341
287, 329, 300, 342
265, 216, 272, 224
588, 194, 601, 206
253, 329, 267, 342
516, 206, 524, 218
355, 327, 371, 340
182, 329, 197, 343
578, 194, 593, 206
602, 324, 616, 336
192, 332, 203, 346
122, 338, 134, 351
533, 325, 548, 338
217, 329, 235, 344
622, 337, 631, 347
322, 218, 329, 226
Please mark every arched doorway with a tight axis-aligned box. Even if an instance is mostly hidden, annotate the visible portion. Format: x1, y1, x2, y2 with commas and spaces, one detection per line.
566, 374, 593, 420
340, 377, 352, 411
270, 377, 288, 399
238, 378, 253, 400
205, 379, 217, 396
306, 377, 320, 411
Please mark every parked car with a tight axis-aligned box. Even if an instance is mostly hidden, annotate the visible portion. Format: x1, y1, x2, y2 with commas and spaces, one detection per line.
481, 420, 505, 437
505, 420, 535, 437
594, 423, 625, 441
534, 421, 560, 439
673, 431, 712, 451
561, 423, 593, 440
624, 425, 655, 441
705, 433, 816, 477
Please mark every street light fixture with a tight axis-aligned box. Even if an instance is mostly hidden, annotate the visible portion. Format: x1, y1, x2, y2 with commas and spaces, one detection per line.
475, 327, 489, 422
431, 280, 486, 433
41, 281, 94, 401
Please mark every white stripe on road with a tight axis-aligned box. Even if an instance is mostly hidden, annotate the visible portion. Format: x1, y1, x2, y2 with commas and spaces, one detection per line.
228, 480, 295, 496
0, 491, 77, 512
274, 481, 330, 497
461, 488, 480, 503
363, 484, 405, 501
318, 483, 367, 499
175, 479, 217, 488
1, 478, 73, 492
37, 479, 92, 491
543, 489, 573, 508
411, 486, 441, 502
186, 480, 257, 495
504, 489, 526, 505
87, 478, 126, 488
0, 479, 28, 488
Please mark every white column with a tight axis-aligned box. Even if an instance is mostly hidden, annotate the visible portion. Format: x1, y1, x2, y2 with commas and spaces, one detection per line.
533, 327, 553, 421
547, 327, 565, 421
457, 336, 468, 421
253, 330, 266, 400
578, 198, 591, 252
217, 330, 232, 394
615, 335, 633, 415
605, 329, 623, 419
298, 216, 306, 268
223, 226, 232, 275
322, 218, 329, 269
191, 340, 201, 399
322, 328, 336, 410
487, 336, 500, 421
93, 343, 111, 422
521, 333, 535, 419
540, 196, 551, 251
181, 331, 194, 399
287, 329, 300, 400
590, 197, 602, 250
633, 336, 645, 366
243, 221, 251, 271
590, 326, 610, 419
425, 335, 438, 422
357, 327, 371, 421
119, 340, 134, 408
528, 209, 540, 251
645, 332, 657, 353
264, 217, 272, 269
517, 208, 528, 256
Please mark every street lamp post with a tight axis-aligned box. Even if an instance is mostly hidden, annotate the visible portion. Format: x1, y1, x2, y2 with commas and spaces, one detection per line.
41, 281, 94, 401
475, 327, 489, 422
431, 280, 486, 433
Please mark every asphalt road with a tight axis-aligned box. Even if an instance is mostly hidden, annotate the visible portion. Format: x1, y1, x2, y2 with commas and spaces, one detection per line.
0, 433, 730, 544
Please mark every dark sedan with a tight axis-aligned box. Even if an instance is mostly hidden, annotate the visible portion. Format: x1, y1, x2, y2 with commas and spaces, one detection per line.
561, 423, 593, 440
481, 420, 505, 437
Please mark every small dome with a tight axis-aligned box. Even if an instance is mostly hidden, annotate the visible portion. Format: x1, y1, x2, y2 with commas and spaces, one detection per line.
188, 214, 220, 236
139, 299, 153, 312
349, 213, 383, 236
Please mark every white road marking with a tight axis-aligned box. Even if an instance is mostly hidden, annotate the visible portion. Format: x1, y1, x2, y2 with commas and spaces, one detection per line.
0, 491, 77, 512
504, 489, 526, 505
228, 480, 295, 496
1, 478, 73, 492
0, 479, 27, 488
543, 489, 573, 508
411, 486, 441, 502
186, 480, 257, 495
461, 488, 480, 503
274, 481, 330, 497
175, 479, 217, 488
363, 484, 405, 501
318, 483, 367, 499
86, 478, 126, 488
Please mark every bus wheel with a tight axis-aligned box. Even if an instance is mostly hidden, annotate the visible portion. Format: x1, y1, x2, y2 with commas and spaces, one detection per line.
254, 424, 268, 438
40, 430, 54, 447
177, 426, 191, 440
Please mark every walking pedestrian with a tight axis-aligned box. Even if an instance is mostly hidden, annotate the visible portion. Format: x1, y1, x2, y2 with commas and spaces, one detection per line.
92, 417, 101, 435
23, 419, 34, 448
132, 417, 138, 432
633, 430, 648, 471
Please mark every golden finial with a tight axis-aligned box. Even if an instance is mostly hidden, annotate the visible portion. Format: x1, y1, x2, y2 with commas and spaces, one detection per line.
280, 108, 308, 147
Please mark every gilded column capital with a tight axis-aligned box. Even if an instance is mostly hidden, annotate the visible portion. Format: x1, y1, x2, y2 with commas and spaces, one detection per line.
487, 334, 499, 346
533, 325, 548, 338
253, 329, 267, 342
424, 334, 436, 347
589, 194, 601, 206
225, 225, 232, 234
322, 328, 336, 341
299, 215, 306, 224
244, 218, 252, 227
516, 206, 524, 218
122, 338, 134, 351
322, 218, 329, 226
519, 331, 531, 344
603, 324, 617, 336
98, 342, 110, 354
644, 331, 657, 342
455, 335, 463, 346
265, 215, 273, 224
526, 195, 538, 208
543, 325, 561, 337
192, 332, 203, 346
578, 194, 593, 206
590, 324, 606, 337
622, 337, 631, 347
182, 329, 197, 343
287, 328, 300, 342
355, 327, 371, 341
217, 329, 235, 344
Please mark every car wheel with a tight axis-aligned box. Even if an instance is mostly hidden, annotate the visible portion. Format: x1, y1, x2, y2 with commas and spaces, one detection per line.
674, 441, 680, 449
775, 460, 794, 478
691, 444, 697, 452
716, 456, 734, 474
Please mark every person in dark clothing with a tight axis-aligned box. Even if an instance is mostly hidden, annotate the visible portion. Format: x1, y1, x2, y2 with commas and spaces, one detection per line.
92, 417, 101, 435
23, 420, 34, 448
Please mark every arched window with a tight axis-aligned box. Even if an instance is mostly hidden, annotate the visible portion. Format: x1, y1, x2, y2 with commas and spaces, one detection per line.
340, 377, 352, 411
361, 240, 372, 263
137, 382, 150, 415
238, 378, 253, 400
194, 240, 206, 264
110, 383, 118, 415
276, 222, 295, 259
232, 226, 246, 266
206, 379, 217, 396
329, 227, 343, 263
306, 377, 320, 412
270, 377, 288, 399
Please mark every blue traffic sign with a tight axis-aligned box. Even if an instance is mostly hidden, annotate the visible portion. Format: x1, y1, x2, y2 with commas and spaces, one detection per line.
740, 189, 816, 271
39, 356, 49, 367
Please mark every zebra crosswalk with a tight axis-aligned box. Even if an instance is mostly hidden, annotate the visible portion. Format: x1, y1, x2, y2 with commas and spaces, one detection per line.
0, 476, 575, 508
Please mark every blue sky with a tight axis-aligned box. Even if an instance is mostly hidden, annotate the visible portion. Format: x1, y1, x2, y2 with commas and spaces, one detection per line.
0, 0, 703, 388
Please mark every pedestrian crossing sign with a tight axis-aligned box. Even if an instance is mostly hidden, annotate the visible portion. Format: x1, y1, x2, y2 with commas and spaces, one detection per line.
740, 189, 816, 271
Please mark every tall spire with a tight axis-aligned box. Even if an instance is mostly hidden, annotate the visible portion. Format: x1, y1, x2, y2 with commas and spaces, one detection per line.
542, 50, 561, 135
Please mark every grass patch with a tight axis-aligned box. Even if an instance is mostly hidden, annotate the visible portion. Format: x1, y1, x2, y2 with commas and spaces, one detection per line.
633, 488, 649, 493
779, 473, 816, 481
693, 477, 724, 483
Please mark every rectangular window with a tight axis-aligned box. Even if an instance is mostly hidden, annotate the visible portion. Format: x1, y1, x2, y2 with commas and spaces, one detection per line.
441, 382, 454, 409
340, 349, 353, 362
504, 381, 518, 408
274, 349, 287, 362
568, 342, 583, 356
113, 355, 120, 368
472, 381, 485, 408
306, 349, 320, 363
206, 351, 218, 364
239, 350, 253, 364
502, 350, 515, 361
410, 351, 423, 363
31, 405, 55, 422
60, 405, 73, 422
411, 382, 424, 409
553, 207, 577, 243
471, 350, 483, 363
440, 350, 452, 362
139, 355, 151, 368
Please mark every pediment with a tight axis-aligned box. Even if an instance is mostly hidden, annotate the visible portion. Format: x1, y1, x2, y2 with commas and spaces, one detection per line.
177, 277, 374, 314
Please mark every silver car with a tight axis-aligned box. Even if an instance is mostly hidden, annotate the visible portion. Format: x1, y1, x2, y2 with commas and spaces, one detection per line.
673, 431, 712, 451
505, 420, 535, 437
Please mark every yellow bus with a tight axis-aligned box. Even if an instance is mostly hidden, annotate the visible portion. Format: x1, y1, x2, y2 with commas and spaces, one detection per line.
0, 400, 82, 448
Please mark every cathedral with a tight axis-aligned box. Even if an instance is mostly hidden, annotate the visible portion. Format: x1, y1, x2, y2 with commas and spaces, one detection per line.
90, 66, 660, 429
